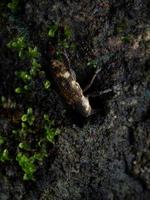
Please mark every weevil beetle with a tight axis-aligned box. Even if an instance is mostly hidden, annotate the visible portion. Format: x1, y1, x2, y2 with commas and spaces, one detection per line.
50, 59, 93, 117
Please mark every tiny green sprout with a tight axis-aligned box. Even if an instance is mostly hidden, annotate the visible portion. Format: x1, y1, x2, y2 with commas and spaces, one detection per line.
0, 149, 9, 162
29, 68, 36, 77
12, 129, 17, 134
21, 108, 35, 126
16, 152, 36, 180
43, 80, 51, 90
45, 128, 58, 143
21, 122, 27, 129
28, 47, 40, 59
30, 59, 41, 76
48, 24, 59, 37
26, 107, 35, 125
21, 114, 27, 122
19, 142, 30, 151
43, 114, 54, 125
16, 71, 31, 82
43, 114, 60, 143
15, 87, 23, 94
7, 36, 26, 59
7, 36, 26, 50
27, 107, 33, 115
18, 50, 24, 58
87, 59, 98, 68
24, 85, 30, 91
43, 114, 49, 121
31, 59, 41, 69
64, 25, 73, 39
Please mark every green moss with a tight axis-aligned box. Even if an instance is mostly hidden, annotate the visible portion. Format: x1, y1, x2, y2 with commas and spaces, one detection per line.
48, 23, 76, 59
0, 96, 59, 180
7, 36, 26, 59
4, 27, 63, 181
16, 152, 37, 180
7, 35, 48, 94
10, 108, 60, 180
28, 47, 41, 59
21, 107, 35, 126
15, 71, 31, 82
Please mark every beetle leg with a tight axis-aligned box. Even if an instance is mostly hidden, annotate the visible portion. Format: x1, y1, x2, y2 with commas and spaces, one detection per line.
83, 68, 102, 92
86, 88, 113, 98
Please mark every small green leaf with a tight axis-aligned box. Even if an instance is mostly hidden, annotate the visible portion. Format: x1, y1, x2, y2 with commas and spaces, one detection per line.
0, 149, 9, 162
12, 129, 17, 134
27, 108, 35, 126
21, 114, 27, 122
43, 114, 49, 121
43, 80, 51, 89
7, 36, 26, 50
16, 71, 31, 82
48, 24, 58, 37
24, 85, 30, 91
21, 122, 27, 129
28, 47, 40, 59
15, 87, 23, 94
18, 49, 24, 59
46, 130, 55, 143
64, 26, 73, 39
28, 116, 35, 126
16, 152, 36, 180
45, 127, 58, 143
19, 142, 30, 151
31, 59, 41, 69
27, 108, 33, 115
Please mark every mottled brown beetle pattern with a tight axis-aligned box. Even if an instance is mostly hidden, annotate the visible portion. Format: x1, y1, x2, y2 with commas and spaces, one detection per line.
50, 59, 93, 117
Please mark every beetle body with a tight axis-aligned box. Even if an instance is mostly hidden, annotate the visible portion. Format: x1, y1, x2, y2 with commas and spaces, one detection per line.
50, 59, 92, 117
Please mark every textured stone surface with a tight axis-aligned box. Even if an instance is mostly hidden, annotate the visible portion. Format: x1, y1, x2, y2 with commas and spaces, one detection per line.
0, 0, 150, 199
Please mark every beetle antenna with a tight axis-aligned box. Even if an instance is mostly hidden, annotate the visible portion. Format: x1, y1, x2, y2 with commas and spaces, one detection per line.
86, 88, 113, 98
83, 68, 102, 92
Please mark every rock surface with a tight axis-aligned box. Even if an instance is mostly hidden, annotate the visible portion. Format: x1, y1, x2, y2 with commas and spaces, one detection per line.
0, 0, 150, 199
